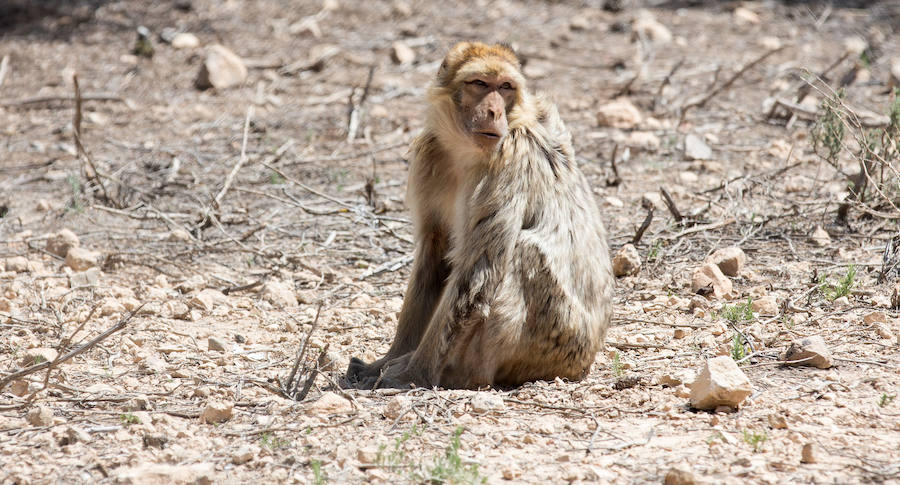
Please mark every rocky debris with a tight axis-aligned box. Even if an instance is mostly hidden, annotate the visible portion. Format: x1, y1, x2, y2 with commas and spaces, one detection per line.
4, 257, 35, 273
171, 32, 199, 49
99, 298, 125, 316
357, 446, 380, 464
783, 336, 833, 369
26, 405, 54, 427
390, 41, 415, 65
20, 347, 58, 367
470, 392, 506, 414
195, 44, 247, 90
175, 275, 206, 293
843, 36, 867, 55
69, 267, 101, 288
45, 229, 80, 257
262, 280, 298, 308
690, 263, 732, 299
199, 400, 233, 424
207, 336, 227, 352
190, 288, 227, 311
163, 300, 191, 320
733, 6, 760, 25
684, 134, 712, 160
65, 247, 100, 271
597, 99, 642, 129
624, 131, 660, 151
232, 445, 259, 465
863, 311, 887, 324
9, 380, 30, 397
704, 247, 746, 277
142, 433, 169, 449
689, 356, 753, 410
751, 296, 778, 316
768, 413, 788, 429
612, 244, 641, 277
632, 10, 672, 44
664, 465, 699, 485
811, 226, 831, 247
307, 392, 353, 414
673, 328, 687, 339
115, 463, 214, 485
289, 16, 322, 37
63, 426, 92, 445
569, 15, 590, 31
383, 395, 411, 420
801, 442, 819, 464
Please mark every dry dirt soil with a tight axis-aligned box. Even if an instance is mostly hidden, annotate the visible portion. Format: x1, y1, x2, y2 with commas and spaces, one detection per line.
1, 0, 899, 483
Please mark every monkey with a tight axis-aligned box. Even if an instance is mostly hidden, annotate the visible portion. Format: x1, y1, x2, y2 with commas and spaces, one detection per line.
345, 42, 614, 389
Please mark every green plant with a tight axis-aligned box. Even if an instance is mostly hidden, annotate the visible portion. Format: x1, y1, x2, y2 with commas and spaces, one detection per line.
742, 429, 768, 452
811, 90, 846, 165
718, 297, 754, 324
423, 427, 485, 485
779, 314, 795, 330
377, 424, 421, 469
259, 432, 290, 450
648, 240, 662, 262
120, 413, 140, 425
879, 393, 896, 408
611, 351, 624, 377
819, 265, 856, 301
310, 459, 327, 484
730, 333, 747, 362
268, 170, 285, 184
66, 174, 84, 212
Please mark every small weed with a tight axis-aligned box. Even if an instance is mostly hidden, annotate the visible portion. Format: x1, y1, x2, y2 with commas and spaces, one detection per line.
780, 314, 794, 330
611, 351, 624, 377
878, 393, 896, 408
811, 90, 845, 165
66, 174, 84, 212
706, 431, 724, 445
377, 424, 420, 469
120, 413, 140, 425
742, 429, 768, 452
259, 432, 290, 450
819, 265, 856, 301
730, 333, 747, 362
268, 170, 285, 184
719, 297, 754, 324
648, 240, 662, 262
310, 459, 327, 485
422, 427, 485, 485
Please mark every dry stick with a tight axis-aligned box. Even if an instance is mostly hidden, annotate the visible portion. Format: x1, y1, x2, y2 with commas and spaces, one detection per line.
681, 45, 786, 123
663, 217, 736, 241
0, 93, 127, 107
659, 187, 683, 222
0, 55, 9, 90
346, 65, 376, 142
631, 203, 654, 245
652, 57, 684, 109
72, 74, 116, 208
213, 105, 254, 209
296, 344, 330, 401
284, 302, 323, 397
0, 305, 143, 391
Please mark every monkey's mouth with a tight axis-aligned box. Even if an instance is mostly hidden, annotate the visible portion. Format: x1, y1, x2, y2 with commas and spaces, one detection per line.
475, 131, 501, 139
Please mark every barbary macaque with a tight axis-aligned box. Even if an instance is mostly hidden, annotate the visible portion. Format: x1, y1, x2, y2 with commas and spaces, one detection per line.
346, 42, 614, 389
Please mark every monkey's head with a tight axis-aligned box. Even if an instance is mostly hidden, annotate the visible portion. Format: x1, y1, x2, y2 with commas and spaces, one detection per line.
429, 42, 528, 156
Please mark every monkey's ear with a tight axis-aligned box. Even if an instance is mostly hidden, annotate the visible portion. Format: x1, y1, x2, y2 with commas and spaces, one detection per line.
496, 42, 521, 66
437, 42, 471, 85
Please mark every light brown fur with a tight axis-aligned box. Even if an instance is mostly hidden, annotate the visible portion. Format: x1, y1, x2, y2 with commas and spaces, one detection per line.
345, 42, 613, 389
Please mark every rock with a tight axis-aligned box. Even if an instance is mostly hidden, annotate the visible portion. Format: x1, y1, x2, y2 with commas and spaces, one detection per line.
632, 10, 672, 44
65, 247, 100, 271
843, 36, 867, 55
801, 442, 818, 464
289, 17, 322, 37
69, 267, 101, 288
704, 247, 746, 277
174, 275, 206, 293
26, 405, 54, 427
612, 244, 641, 277
4, 257, 31, 273
357, 446, 380, 464
199, 400, 233, 424
673, 328, 687, 339
142, 433, 169, 449
664, 465, 698, 485
811, 226, 831, 247
232, 445, 259, 465
863, 311, 887, 324
679, 171, 698, 184
64, 426, 92, 445
569, 15, 590, 31
36, 199, 52, 211
21, 347, 58, 367
751, 296, 778, 316
262, 281, 298, 308
390, 41, 415, 65
190, 289, 226, 311
99, 298, 125, 316
625, 131, 660, 151
684, 134, 712, 160
783, 336, 833, 369
597, 99, 642, 129
45, 229, 80, 257
691, 263, 732, 299
767, 413, 788, 429
307, 392, 353, 414
733, 7, 760, 25
391, 0, 411, 17
163, 300, 191, 320
207, 336, 227, 352
9, 380, 29, 397
115, 463, 214, 485
195, 44, 247, 90
171, 32, 199, 49
470, 392, 506, 414
383, 395, 411, 420
689, 356, 753, 410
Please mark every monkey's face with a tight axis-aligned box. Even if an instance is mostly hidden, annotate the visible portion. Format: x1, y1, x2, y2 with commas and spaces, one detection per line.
457, 75, 516, 151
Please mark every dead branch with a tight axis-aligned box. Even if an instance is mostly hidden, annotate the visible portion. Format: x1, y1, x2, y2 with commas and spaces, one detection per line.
659, 187, 683, 222
631, 199, 655, 245
1, 93, 128, 107
0, 305, 143, 392
346, 65, 376, 142
72, 74, 118, 208
0, 55, 9, 90
662, 217, 736, 241
214, 106, 254, 209
282, 303, 323, 399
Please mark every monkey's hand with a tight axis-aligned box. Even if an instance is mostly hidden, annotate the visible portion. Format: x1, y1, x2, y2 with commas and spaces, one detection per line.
373, 353, 421, 389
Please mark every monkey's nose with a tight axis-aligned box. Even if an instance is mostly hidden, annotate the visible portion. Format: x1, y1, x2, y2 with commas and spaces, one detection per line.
488, 108, 497, 120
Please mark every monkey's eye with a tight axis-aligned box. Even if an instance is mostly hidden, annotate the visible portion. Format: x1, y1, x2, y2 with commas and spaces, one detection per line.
500, 82, 514, 90
468, 79, 489, 87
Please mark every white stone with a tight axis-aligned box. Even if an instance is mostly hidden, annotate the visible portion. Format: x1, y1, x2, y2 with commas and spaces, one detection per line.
689, 356, 753, 410
597, 99, 642, 129
811, 226, 831, 247
232, 445, 259, 465
691, 263, 732, 299
26, 405, 54, 426
612, 244, 641, 277
115, 463, 214, 485
199, 400, 234, 424
470, 392, 506, 413
195, 44, 247, 89
208, 336, 227, 352
390, 41, 415, 65
65, 247, 99, 271
733, 7, 760, 25
171, 32, 200, 49
684, 134, 712, 160
190, 288, 226, 311
751, 296, 778, 316
307, 392, 353, 414
783, 336, 833, 369
45, 229, 80, 257
704, 246, 746, 277
262, 281, 298, 308
632, 10, 672, 44
625, 131, 660, 150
